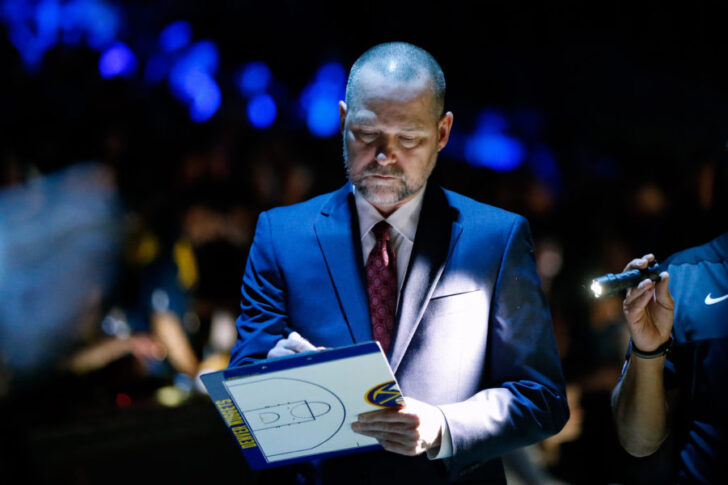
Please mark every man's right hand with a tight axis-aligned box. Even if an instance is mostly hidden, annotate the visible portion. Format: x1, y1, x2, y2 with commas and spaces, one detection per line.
622, 253, 674, 352
267, 331, 325, 358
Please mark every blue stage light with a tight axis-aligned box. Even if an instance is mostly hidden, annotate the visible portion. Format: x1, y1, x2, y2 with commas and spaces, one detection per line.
167, 40, 221, 122
6, 28, 47, 70
60, 2, 84, 46
465, 132, 525, 172
0, 0, 121, 69
315, 61, 347, 85
159, 20, 192, 53
67, 0, 119, 51
463, 108, 526, 171
168, 64, 193, 101
1, 0, 59, 69
305, 92, 339, 137
168, 41, 219, 97
98, 41, 137, 79
237, 61, 272, 96
183, 40, 219, 74
247, 93, 277, 129
36, 0, 60, 41
188, 74, 221, 123
300, 62, 346, 137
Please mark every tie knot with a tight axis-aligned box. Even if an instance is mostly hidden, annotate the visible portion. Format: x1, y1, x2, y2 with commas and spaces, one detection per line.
372, 221, 391, 242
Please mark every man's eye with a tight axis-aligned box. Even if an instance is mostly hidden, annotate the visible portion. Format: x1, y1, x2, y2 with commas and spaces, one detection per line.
357, 132, 377, 143
399, 137, 419, 148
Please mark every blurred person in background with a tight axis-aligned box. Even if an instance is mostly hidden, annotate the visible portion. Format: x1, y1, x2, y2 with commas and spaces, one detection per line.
0, 160, 123, 392
0, 158, 125, 482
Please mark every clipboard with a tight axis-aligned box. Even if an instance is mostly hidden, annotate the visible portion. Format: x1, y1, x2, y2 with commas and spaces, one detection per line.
200, 341, 404, 470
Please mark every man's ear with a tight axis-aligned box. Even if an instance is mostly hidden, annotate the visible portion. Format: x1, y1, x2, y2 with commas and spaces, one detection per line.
339, 101, 347, 134
437, 111, 454, 152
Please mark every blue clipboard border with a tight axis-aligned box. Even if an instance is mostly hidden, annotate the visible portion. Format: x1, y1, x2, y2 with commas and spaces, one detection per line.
200, 341, 391, 470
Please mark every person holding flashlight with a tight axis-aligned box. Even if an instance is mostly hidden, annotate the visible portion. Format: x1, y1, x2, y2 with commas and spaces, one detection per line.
611, 233, 728, 483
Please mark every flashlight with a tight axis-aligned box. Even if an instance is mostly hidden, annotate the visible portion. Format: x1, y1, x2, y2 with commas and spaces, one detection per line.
590, 261, 663, 298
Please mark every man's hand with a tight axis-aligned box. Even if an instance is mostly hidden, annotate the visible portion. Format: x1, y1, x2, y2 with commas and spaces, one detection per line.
352, 397, 443, 456
622, 253, 674, 352
613, 253, 676, 456
267, 331, 325, 358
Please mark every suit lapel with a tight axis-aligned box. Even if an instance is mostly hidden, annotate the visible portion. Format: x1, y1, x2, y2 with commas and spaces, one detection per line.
389, 185, 463, 373
313, 184, 373, 344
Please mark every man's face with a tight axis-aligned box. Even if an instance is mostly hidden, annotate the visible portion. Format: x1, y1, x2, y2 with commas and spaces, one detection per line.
340, 68, 453, 214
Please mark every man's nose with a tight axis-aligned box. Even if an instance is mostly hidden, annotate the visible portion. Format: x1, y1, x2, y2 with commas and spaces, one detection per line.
375, 145, 396, 165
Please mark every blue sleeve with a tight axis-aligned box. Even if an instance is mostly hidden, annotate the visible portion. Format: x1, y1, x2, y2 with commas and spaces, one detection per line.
228, 211, 291, 367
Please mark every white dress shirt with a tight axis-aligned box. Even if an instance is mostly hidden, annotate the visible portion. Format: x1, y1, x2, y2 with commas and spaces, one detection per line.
354, 185, 424, 295
353, 183, 453, 460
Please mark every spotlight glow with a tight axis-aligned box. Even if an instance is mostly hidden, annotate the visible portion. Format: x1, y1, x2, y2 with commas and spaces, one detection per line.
167, 40, 221, 122
98, 41, 137, 79
464, 132, 525, 171
159, 20, 192, 52
590, 280, 602, 298
237, 62, 272, 96
464, 109, 525, 172
247, 94, 277, 129
299, 62, 346, 138
188, 74, 221, 123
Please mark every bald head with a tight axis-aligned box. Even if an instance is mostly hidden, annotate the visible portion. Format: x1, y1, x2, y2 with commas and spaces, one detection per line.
345, 42, 446, 120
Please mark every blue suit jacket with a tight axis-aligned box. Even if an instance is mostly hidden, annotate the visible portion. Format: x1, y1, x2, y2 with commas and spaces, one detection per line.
229, 183, 569, 483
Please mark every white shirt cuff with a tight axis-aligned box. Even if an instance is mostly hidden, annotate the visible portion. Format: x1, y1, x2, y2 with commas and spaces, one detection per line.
427, 406, 453, 459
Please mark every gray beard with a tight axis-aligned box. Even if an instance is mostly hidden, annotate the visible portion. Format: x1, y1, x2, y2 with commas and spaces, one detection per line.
356, 178, 412, 205
343, 148, 417, 205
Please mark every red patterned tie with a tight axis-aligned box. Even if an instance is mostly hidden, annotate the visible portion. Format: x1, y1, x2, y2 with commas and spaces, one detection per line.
366, 221, 398, 354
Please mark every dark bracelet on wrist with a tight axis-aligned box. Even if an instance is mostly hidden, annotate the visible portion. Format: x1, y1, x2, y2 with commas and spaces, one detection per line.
631, 336, 673, 359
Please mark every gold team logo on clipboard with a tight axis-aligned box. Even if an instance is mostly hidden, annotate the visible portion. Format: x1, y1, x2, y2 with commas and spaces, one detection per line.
365, 381, 404, 408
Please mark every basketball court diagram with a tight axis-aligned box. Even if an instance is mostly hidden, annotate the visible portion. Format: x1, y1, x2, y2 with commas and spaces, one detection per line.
225, 377, 346, 460
245, 400, 332, 431
203, 342, 403, 468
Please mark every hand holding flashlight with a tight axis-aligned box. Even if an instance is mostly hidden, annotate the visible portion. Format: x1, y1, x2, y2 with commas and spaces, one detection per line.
617, 254, 674, 355
590, 261, 663, 298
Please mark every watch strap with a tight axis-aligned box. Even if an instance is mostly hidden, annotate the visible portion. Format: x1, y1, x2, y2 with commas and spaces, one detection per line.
631, 336, 673, 359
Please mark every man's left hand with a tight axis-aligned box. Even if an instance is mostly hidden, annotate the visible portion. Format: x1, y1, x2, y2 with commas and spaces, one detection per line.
352, 397, 443, 456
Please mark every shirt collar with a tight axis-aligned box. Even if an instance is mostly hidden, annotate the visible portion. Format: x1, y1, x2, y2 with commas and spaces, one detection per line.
353, 182, 426, 243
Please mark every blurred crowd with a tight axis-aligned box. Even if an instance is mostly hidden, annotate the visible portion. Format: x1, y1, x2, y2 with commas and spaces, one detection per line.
2, 24, 728, 485
1, 115, 724, 484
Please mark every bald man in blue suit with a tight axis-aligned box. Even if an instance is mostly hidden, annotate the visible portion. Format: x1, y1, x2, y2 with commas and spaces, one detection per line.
228, 42, 568, 484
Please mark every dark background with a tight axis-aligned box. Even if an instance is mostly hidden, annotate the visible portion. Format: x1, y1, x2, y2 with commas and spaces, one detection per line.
1, 1, 727, 484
